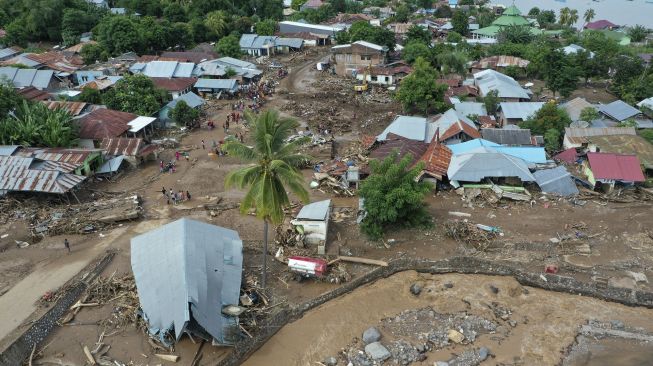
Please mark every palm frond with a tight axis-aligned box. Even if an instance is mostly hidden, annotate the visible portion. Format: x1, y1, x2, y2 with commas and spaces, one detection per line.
223, 141, 258, 161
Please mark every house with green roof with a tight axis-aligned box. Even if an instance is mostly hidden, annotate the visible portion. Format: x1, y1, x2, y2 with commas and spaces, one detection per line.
471, 5, 543, 39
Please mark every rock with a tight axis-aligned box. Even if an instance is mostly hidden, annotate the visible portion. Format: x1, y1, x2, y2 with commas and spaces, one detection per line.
626, 271, 648, 283
434, 362, 449, 366
324, 356, 338, 366
608, 276, 637, 290
549, 237, 560, 244
611, 320, 625, 330
447, 329, 465, 344
410, 283, 423, 296
365, 342, 391, 361
416, 344, 426, 353
489, 285, 499, 294
444, 282, 454, 289
508, 320, 517, 327
362, 327, 381, 344
478, 347, 490, 361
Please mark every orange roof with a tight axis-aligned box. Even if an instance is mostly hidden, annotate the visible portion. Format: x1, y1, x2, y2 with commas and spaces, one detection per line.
361, 135, 377, 150
416, 136, 452, 179
440, 121, 481, 142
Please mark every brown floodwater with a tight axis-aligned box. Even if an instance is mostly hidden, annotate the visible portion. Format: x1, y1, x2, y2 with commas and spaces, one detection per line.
242, 271, 653, 366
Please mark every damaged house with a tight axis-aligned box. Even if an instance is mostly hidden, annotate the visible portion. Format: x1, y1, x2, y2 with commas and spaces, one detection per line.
131, 218, 243, 345
331, 41, 388, 77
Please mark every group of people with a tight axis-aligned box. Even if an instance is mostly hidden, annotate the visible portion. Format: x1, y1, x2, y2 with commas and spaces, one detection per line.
162, 187, 191, 205
159, 160, 176, 173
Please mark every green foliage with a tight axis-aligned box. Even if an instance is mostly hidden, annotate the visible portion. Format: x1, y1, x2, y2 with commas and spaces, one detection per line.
434, 5, 452, 18
395, 4, 410, 23
224, 109, 310, 224
225, 67, 237, 78
627, 25, 648, 43
640, 130, 653, 145
406, 25, 431, 45
291, 0, 308, 10
618, 119, 638, 128
359, 151, 432, 240
503, 65, 522, 79
4, 19, 29, 47
497, 25, 534, 44
436, 51, 468, 77
102, 74, 168, 116
170, 100, 200, 127
483, 90, 499, 115
205, 10, 229, 38
345, 21, 396, 51
583, 8, 595, 24
395, 57, 447, 115
544, 128, 560, 152
528, 7, 540, 16
542, 48, 578, 97
78, 87, 102, 104
215, 34, 243, 58
95, 16, 142, 55
80, 43, 106, 65
447, 31, 463, 43
255, 19, 277, 36
558, 7, 578, 28
0, 82, 21, 118
402, 42, 432, 64
579, 107, 600, 123
536, 10, 556, 28
451, 10, 468, 36
163, 3, 187, 23
521, 102, 571, 136
61, 8, 99, 47
0, 100, 78, 147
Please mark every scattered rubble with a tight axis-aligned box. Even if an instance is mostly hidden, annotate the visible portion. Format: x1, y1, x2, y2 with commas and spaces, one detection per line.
444, 220, 498, 250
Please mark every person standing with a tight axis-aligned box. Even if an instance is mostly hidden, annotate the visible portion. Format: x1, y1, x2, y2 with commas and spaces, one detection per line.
186, 190, 191, 200
201, 140, 206, 150
161, 187, 166, 196
64, 238, 70, 253
175, 151, 180, 161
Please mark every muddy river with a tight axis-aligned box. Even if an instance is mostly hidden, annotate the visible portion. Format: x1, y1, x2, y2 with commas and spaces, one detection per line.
243, 271, 653, 366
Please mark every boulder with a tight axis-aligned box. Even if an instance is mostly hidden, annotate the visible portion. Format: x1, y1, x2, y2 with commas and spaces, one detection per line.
362, 327, 381, 344
410, 283, 423, 296
365, 342, 391, 361
478, 347, 489, 361
324, 356, 338, 366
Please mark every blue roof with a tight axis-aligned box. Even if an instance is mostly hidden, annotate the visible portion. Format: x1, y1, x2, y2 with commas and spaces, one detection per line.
448, 139, 500, 155
449, 138, 546, 163
75, 70, 104, 84
533, 166, 579, 196
166, 92, 205, 109
194, 78, 238, 91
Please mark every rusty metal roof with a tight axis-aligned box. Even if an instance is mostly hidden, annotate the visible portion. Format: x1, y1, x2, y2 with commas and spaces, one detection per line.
101, 137, 145, 156
416, 137, 452, 180
16, 86, 50, 101
470, 55, 530, 70
42, 101, 88, 116
17, 147, 98, 165
151, 77, 197, 92
0, 155, 86, 194
77, 108, 136, 139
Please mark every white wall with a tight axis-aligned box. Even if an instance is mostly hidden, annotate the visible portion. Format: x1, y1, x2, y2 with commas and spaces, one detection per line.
291, 219, 328, 245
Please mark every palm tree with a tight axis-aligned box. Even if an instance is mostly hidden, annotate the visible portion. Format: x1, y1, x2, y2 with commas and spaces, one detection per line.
224, 110, 311, 289
583, 8, 595, 26
568, 9, 579, 28
559, 7, 570, 27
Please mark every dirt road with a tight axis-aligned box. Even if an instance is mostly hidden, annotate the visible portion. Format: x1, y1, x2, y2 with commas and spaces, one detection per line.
0, 226, 127, 345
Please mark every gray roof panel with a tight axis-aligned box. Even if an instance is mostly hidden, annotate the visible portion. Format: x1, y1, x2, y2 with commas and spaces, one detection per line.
296, 199, 331, 220
166, 92, 206, 109
599, 100, 641, 121
377, 115, 427, 141
448, 152, 535, 182
130, 218, 243, 345
533, 166, 579, 196
194, 78, 238, 90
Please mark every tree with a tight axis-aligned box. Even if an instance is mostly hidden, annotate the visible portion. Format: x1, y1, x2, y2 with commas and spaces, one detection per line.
103, 74, 168, 116
347, 21, 395, 51
537, 10, 556, 28
446, 31, 463, 43
359, 151, 432, 240
291, 0, 307, 10
542, 49, 578, 97
4, 19, 29, 47
205, 10, 228, 38
95, 16, 142, 55
559, 7, 570, 27
163, 3, 187, 23
451, 10, 469, 36
583, 8, 595, 25
497, 25, 533, 44
640, 130, 653, 145
434, 5, 452, 18
0, 82, 21, 118
61, 8, 97, 47
483, 90, 499, 115
521, 101, 571, 136
255, 19, 277, 36
402, 42, 432, 64
579, 107, 600, 123
544, 128, 560, 152
1, 100, 78, 147
170, 100, 200, 127
224, 110, 310, 288
528, 7, 540, 17
568, 9, 578, 28
627, 25, 648, 43
395, 57, 447, 115
395, 4, 410, 23
215, 34, 242, 58
406, 25, 432, 45
503, 65, 522, 79
78, 87, 102, 105
225, 67, 237, 78
436, 51, 467, 77
80, 43, 106, 65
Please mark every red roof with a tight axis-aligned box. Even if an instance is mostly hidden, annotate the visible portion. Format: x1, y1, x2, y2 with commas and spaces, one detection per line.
150, 77, 197, 92
587, 152, 645, 182
77, 109, 137, 140
440, 121, 481, 142
584, 20, 617, 30
478, 115, 498, 128
554, 148, 578, 163
370, 134, 429, 164
101, 137, 145, 156
361, 135, 377, 150
416, 135, 452, 179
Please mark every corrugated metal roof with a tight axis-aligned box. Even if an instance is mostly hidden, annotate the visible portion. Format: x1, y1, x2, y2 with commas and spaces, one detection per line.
448, 151, 535, 182
416, 137, 452, 179
560, 97, 596, 122
638, 97, 653, 110
194, 78, 238, 90
96, 155, 125, 174
130, 61, 197, 78
0, 145, 21, 156
151, 77, 197, 92
586, 134, 653, 169
473, 69, 529, 99
77, 108, 136, 139
453, 102, 487, 117
377, 116, 427, 142
370, 135, 429, 164
16, 86, 50, 101
598, 100, 641, 121
166, 92, 205, 110
447, 139, 546, 163
481, 128, 533, 145
296, 199, 331, 220
433, 109, 478, 142
0, 47, 20, 60
279, 21, 345, 33
564, 127, 636, 145
101, 138, 144, 156
534, 166, 579, 196
276, 38, 304, 48
448, 139, 500, 155
0, 164, 86, 194
500, 102, 544, 120
131, 218, 243, 344
470, 55, 530, 70
42, 101, 88, 116
587, 152, 645, 182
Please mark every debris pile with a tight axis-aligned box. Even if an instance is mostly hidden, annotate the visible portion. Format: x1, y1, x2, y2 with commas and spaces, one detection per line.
444, 220, 499, 250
